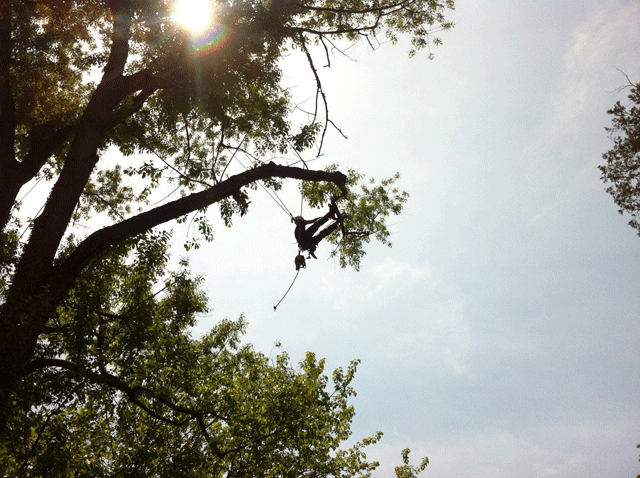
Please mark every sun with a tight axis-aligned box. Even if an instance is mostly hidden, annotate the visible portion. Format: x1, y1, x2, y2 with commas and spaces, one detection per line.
174, 0, 213, 34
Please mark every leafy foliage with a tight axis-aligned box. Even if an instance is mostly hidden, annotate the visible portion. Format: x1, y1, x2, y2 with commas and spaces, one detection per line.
394, 448, 429, 478
301, 166, 409, 269
0, 228, 19, 297
2, 234, 386, 476
600, 79, 640, 234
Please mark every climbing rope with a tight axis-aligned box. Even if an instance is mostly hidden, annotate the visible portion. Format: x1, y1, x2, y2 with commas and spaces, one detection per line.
231, 154, 295, 220
224, 146, 321, 312
273, 269, 300, 312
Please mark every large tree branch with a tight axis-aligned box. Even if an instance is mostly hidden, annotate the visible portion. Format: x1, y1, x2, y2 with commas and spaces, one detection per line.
103, 0, 131, 81
291, 22, 382, 37
20, 125, 75, 180
8, 8, 147, 296
0, 2, 154, 234
300, 0, 413, 15
0, 70, 153, 234
26, 356, 227, 456
25, 358, 224, 420
0, 0, 16, 232
0, 86, 155, 236
27, 356, 290, 459
0, 124, 75, 232
50, 163, 346, 298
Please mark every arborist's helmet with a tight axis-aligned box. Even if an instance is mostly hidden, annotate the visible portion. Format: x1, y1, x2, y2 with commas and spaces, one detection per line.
293, 216, 305, 225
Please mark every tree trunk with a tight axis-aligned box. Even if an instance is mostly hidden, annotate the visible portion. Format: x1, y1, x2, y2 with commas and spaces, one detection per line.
0, 290, 55, 436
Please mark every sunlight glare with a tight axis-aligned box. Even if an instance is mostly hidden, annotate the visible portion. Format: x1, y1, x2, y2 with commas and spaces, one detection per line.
174, 0, 213, 34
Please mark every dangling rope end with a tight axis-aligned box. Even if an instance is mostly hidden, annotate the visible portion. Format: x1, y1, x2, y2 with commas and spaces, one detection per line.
273, 269, 301, 312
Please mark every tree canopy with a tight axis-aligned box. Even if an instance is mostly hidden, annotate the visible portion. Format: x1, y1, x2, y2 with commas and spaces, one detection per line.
600, 77, 640, 234
0, 0, 454, 474
1, 234, 386, 476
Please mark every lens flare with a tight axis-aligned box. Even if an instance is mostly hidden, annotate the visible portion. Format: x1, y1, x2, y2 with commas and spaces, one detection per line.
189, 23, 232, 56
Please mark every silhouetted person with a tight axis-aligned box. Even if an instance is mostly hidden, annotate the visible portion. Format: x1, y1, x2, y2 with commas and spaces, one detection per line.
293, 201, 340, 259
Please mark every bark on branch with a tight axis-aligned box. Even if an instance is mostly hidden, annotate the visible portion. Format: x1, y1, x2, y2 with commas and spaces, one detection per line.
0, 0, 14, 166
103, 0, 131, 81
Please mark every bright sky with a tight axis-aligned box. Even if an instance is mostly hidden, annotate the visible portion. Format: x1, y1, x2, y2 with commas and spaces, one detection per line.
184, 1, 640, 476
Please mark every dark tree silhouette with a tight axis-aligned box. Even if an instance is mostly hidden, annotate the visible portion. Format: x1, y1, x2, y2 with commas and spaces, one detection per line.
0, 0, 453, 470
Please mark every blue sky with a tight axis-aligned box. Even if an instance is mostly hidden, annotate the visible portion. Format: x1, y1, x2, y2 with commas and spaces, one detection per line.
184, 1, 640, 476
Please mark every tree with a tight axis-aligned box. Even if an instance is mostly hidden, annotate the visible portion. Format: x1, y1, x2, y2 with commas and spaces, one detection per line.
0, 0, 454, 472
600, 76, 640, 233
601, 74, 640, 478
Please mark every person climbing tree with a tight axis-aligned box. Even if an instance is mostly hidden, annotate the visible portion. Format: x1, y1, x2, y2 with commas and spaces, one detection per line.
294, 199, 342, 259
